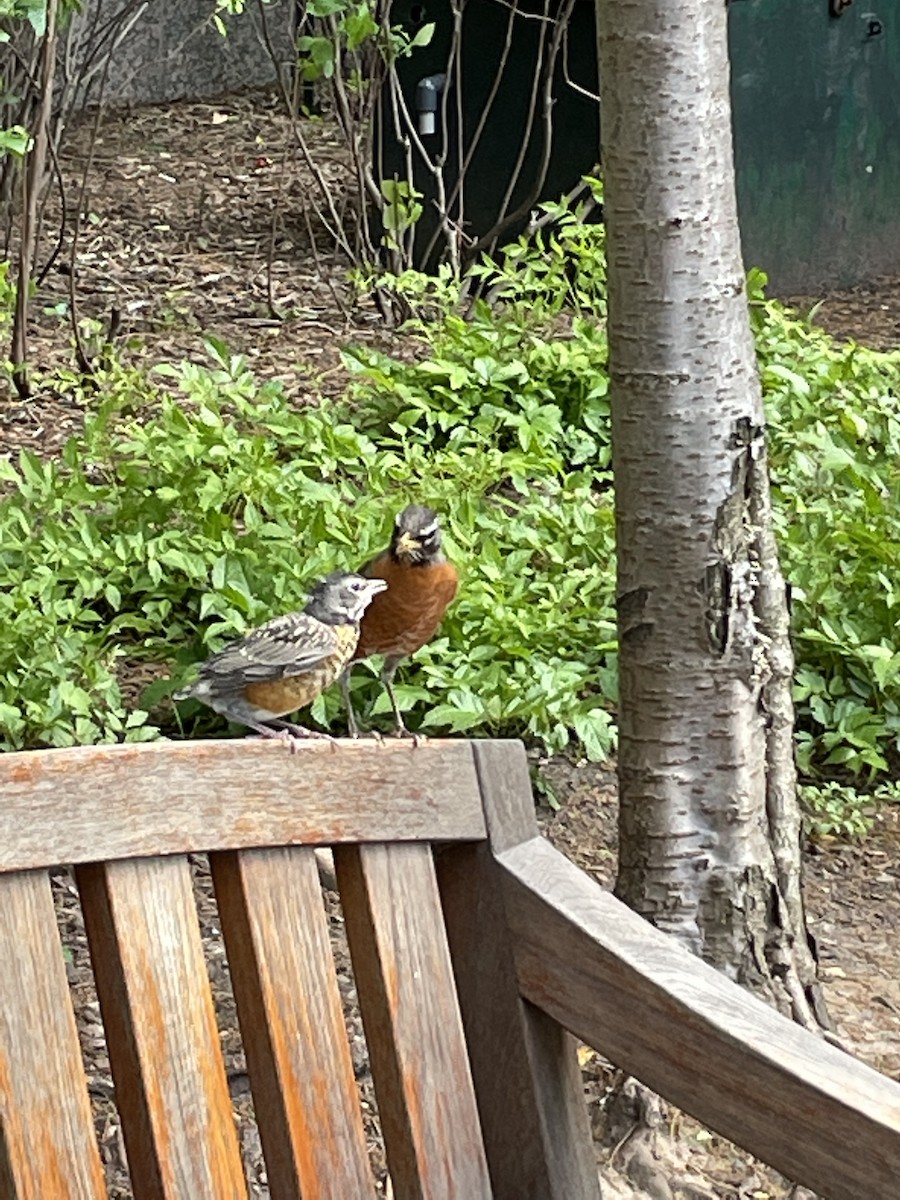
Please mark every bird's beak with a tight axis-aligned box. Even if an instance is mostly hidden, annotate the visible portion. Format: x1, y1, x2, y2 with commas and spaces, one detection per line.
366, 578, 389, 596
394, 531, 419, 556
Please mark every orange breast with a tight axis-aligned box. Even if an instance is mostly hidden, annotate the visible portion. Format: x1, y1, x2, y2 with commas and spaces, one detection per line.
244, 673, 332, 716
243, 626, 359, 716
355, 558, 458, 660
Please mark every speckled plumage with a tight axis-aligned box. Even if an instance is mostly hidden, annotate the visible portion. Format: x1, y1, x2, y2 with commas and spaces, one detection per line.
176, 571, 387, 742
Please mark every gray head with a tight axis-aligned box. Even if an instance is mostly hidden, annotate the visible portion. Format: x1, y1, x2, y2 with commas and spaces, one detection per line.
304, 571, 387, 625
389, 504, 443, 566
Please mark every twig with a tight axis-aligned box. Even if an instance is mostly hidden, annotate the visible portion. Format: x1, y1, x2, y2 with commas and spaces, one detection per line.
562, 24, 601, 104
420, 0, 517, 268
385, 68, 460, 272
12, 0, 60, 398
0, 36, 70, 287
66, 33, 116, 381
255, 0, 356, 260
471, 0, 578, 260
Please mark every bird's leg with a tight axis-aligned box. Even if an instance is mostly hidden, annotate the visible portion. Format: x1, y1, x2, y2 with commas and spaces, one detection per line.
381, 658, 406, 736
385, 658, 427, 747
240, 718, 306, 753
341, 666, 384, 743
382, 657, 424, 744
240, 716, 336, 754
340, 667, 363, 738
240, 717, 295, 741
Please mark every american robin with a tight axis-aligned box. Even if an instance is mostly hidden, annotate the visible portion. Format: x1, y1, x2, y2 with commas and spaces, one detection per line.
341, 505, 459, 737
175, 571, 388, 744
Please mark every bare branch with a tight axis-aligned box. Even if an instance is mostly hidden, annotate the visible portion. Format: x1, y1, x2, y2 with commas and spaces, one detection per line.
12, 0, 60, 398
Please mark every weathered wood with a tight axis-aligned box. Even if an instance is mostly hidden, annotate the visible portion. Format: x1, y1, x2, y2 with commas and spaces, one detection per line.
9, 734, 893, 1200
211, 846, 376, 1200
472, 740, 539, 853
0, 871, 106, 1200
437, 843, 600, 1200
0, 740, 484, 873
77, 856, 247, 1200
499, 835, 900, 1200
334, 843, 492, 1200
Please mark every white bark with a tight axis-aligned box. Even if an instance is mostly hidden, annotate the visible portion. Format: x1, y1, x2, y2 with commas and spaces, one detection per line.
597, 0, 822, 1016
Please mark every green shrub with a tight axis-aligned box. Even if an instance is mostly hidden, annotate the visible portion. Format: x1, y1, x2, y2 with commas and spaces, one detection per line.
1, 219, 899, 793
752, 271, 900, 776
0, 334, 617, 755
801, 778, 900, 840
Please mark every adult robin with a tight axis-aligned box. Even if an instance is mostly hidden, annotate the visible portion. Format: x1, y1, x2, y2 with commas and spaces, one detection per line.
341, 504, 458, 737
175, 571, 388, 744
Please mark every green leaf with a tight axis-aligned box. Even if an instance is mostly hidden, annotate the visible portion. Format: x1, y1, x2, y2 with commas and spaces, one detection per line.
409, 21, 435, 48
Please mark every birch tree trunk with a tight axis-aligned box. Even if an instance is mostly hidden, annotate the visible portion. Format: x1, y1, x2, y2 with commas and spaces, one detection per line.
596, 0, 827, 1028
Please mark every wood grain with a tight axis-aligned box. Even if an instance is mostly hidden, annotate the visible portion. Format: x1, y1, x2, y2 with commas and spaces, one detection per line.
77, 856, 247, 1200
0, 871, 106, 1200
445, 741, 599, 1198
211, 846, 375, 1200
437, 843, 600, 1200
335, 843, 493, 1200
472, 740, 539, 853
0, 740, 484, 872
500, 835, 900, 1200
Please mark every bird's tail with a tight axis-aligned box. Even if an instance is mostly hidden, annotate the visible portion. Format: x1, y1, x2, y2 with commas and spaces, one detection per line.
174, 676, 212, 702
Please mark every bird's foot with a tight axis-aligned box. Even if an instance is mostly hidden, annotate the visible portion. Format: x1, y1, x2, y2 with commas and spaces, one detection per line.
250, 728, 303, 754
278, 722, 338, 753
345, 715, 384, 743
279, 722, 333, 740
252, 724, 337, 754
347, 723, 382, 742
250, 726, 292, 742
392, 723, 426, 748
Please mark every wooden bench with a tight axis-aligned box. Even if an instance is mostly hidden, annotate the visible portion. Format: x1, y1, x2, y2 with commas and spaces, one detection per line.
0, 738, 898, 1199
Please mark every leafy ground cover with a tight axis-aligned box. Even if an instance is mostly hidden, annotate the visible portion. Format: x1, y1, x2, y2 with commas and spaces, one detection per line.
3, 227, 900, 831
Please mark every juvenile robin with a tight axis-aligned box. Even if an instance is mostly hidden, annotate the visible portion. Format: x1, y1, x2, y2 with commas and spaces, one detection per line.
341, 504, 459, 737
175, 571, 388, 744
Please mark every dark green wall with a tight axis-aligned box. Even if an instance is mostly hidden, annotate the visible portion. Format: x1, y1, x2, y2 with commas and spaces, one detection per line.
380, 0, 900, 290
729, 0, 900, 291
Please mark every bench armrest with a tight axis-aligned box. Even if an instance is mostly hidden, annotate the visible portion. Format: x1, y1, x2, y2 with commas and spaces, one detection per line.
497, 836, 900, 1200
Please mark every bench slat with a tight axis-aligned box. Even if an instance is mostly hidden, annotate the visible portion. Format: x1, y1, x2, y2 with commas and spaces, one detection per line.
77, 857, 247, 1200
335, 844, 493, 1200
211, 846, 376, 1200
438, 845, 601, 1200
437, 744, 601, 1200
0, 872, 106, 1200
0, 741, 485, 873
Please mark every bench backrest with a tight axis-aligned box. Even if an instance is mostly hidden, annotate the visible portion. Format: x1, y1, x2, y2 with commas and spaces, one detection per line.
0, 739, 598, 1200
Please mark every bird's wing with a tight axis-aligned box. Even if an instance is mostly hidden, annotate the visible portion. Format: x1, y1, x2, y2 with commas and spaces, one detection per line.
200, 612, 341, 683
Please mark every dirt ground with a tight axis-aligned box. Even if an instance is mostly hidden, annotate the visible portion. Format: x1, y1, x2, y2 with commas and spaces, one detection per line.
5, 94, 900, 1198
